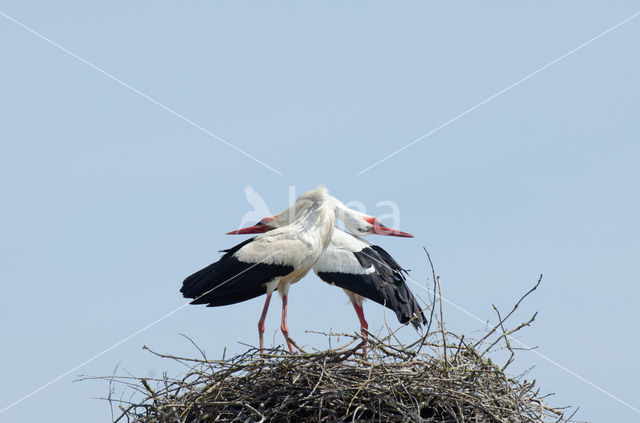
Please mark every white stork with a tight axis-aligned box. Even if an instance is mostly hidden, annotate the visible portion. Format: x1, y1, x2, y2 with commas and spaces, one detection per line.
228, 196, 425, 353
181, 185, 336, 354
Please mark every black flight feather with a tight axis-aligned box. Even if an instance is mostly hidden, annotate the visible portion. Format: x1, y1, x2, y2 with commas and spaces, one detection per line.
317, 245, 426, 328
181, 237, 294, 307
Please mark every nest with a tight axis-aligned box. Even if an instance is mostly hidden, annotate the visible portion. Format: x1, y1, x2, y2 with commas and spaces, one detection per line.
91, 275, 573, 422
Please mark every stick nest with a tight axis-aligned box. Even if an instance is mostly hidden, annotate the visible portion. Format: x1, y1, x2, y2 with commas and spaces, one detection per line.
92, 275, 572, 422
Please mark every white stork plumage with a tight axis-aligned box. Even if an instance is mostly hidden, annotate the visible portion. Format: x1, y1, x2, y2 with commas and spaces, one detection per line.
181, 185, 336, 354
227, 196, 426, 353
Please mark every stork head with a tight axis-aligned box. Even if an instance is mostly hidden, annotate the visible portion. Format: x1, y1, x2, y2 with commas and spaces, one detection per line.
225, 215, 278, 234
347, 215, 414, 237
334, 199, 414, 238
339, 213, 414, 237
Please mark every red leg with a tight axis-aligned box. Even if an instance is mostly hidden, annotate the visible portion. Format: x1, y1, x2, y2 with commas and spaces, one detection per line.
280, 294, 294, 353
258, 293, 273, 356
352, 303, 369, 355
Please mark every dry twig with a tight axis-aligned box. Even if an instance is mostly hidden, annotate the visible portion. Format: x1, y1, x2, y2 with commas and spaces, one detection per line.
84, 272, 573, 422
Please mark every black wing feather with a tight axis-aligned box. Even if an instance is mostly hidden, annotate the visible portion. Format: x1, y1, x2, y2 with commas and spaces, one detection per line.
180, 237, 294, 307
317, 245, 426, 328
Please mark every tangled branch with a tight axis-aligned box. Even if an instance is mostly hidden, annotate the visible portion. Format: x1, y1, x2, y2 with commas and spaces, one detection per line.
84, 274, 573, 423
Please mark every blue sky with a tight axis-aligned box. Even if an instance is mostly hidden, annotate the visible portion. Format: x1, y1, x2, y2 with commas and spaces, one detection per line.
1, 2, 639, 421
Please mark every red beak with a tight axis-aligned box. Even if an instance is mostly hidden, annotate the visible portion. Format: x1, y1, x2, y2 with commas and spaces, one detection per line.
226, 224, 270, 235
367, 217, 414, 238
226, 216, 276, 235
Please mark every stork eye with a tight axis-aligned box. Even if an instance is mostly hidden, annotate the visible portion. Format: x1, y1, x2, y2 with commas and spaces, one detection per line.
357, 228, 367, 233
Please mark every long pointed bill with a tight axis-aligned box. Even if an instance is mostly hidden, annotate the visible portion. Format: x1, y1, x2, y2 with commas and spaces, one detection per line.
368, 218, 414, 238
226, 216, 276, 235
226, 224, 270, 235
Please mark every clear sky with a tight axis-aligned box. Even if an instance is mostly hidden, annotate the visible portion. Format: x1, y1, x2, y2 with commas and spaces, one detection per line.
1, 2, 639, 421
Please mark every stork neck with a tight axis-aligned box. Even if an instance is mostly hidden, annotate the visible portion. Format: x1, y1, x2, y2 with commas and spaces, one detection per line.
296, 200, 335, 251
333, 198, 366, 233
